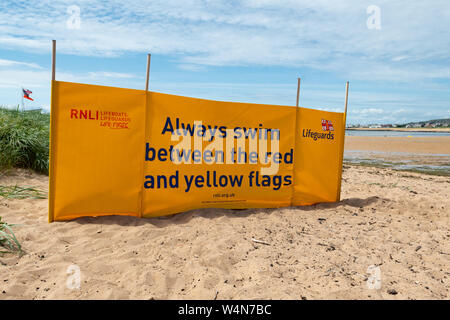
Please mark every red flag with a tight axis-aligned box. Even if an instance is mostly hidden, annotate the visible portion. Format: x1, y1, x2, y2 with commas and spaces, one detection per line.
23, 88, 34, 101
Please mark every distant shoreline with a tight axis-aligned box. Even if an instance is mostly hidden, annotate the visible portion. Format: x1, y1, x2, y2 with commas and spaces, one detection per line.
346, 127, 450, 133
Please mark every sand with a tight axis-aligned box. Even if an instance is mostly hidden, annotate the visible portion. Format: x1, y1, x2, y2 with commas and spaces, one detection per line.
0, 164, 449, 300
345, 136, 450, 154
344, 136, 450, 172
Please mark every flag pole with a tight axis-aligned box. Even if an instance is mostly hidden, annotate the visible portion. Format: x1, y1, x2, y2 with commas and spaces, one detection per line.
296, 77, 301, 107
145, 54, 151, 91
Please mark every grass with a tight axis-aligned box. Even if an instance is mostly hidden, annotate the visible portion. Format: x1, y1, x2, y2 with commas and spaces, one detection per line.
0, 216, 21, 254
0, 106, 50, 174
0, 185, 47, 199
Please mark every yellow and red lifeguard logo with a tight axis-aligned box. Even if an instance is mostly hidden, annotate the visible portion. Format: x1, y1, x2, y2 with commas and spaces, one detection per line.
321, 119, 334, 131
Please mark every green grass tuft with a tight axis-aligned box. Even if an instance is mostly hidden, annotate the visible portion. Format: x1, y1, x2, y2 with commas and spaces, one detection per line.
0, 185, 47, 199
0, 216, 21, 254
0, 107, 50, 174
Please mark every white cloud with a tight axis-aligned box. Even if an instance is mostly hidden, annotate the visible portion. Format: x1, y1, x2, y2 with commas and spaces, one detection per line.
392, 56, 408, 62
177, 64, 206, 72
1, 0, 449, 123
0, 0, 449, 81
0, 58, 42, 69
0, 69, 51, 89
0, 57, 142, 110
352, 108, 384, 115
87, 71, 137, 79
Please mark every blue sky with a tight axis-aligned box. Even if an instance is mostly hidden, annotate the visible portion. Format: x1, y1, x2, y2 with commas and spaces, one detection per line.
0, 0, 449, 125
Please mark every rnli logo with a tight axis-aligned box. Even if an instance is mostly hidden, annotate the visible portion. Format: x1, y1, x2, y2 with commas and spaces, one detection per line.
321, 119, 334, 131
70, 108, 131, 129
302, 119, 335, 141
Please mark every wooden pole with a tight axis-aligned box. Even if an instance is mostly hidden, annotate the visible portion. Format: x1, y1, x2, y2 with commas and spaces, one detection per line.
336, 81, 349, 201
145, 54, 151, 91
296, 78, 301, 107
48, 40, 57, 222
344, 81, 349, 127
51, 40, 56, 81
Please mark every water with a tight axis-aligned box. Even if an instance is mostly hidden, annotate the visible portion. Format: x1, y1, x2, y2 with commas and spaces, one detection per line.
344, 150, 450, 176
346, 130, 450, 137
344, 130, 450, 175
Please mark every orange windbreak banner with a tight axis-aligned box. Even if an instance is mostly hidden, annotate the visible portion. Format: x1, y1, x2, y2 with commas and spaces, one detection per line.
292, 107, 345, 205
142, 92, 297, 217
49, 81, 345, 222
49, 81, 146, 221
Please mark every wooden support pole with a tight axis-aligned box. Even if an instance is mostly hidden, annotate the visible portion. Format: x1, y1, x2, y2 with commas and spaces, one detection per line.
48, 39, 57, 223
344, 81, 349, 127
145, 54, 151, 91
336, 81, 349, 202
52, 40, 56, 81
296, 77, 301, 107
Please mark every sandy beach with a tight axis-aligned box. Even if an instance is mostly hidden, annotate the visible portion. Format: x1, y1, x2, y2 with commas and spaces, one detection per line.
0, 159, 449, 299
344, 136, 450, 175
345, 136, 450, 154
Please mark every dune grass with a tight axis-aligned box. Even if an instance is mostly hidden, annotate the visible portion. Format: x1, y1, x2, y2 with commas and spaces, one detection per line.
0, 216, 21, 254
0, 185, 47, 199
0, 106, 50, 174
